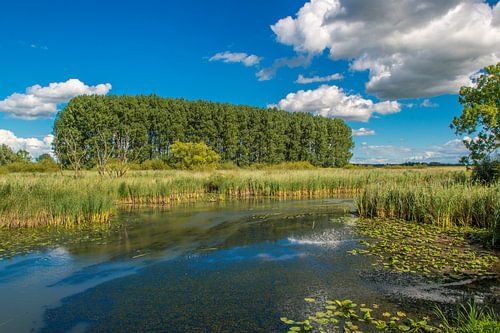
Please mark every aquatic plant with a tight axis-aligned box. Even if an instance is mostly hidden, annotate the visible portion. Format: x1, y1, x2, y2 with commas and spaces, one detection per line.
280, 297, 441, 332
281, 298, 500, 333
350, 219, 498, 281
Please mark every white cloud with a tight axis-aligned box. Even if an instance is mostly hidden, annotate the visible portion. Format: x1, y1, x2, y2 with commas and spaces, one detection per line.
271, 84, 400, 122
209, 51, 261, 67
256, 54, 312, 81
352, 127, 375, 136
0, 79, 112, 119
352, 139, 468, 164
421, 99, 438, 108
0, 129, 54, 158
296, 73, 343, 84
271, 0, 500, 99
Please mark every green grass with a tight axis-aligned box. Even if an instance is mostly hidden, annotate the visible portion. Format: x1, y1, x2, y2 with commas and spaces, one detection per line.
356, 183, 499, 247
1, 166, 495, 229
435, 302, 500, 333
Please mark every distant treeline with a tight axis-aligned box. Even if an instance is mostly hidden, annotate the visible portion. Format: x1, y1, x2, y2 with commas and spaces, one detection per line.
54, 95, 353, 167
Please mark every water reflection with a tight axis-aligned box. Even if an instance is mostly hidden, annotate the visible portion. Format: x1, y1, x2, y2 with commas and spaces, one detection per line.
0, 198, 487, 333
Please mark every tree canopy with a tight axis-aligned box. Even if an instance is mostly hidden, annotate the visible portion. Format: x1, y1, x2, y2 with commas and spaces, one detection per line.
452, 63, 499, 165
54, 95, 353, 168
0, 144, 17, 165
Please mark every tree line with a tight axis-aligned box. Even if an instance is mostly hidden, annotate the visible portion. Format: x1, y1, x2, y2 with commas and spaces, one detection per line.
53, 95, 353, 172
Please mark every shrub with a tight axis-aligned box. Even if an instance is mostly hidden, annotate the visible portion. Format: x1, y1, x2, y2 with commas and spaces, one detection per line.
141, 159, 168, 170
471, 158, 499, 185
217, 161, 239, 170
170, 141, 221, 170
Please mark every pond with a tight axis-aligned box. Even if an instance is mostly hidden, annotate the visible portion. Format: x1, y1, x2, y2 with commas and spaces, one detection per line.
0, 199, 492, 332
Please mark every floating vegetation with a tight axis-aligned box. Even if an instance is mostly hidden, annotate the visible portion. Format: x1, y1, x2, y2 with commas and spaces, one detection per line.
281, 298, 500, 333
0, 222, 119, 260
280, 298, 441, 332
349, 219, 499, 281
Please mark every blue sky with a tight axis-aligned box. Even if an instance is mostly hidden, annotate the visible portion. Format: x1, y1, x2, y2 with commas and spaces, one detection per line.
1, 0, 499, 163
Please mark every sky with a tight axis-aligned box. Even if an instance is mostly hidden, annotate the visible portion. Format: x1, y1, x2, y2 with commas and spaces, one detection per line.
0, 0, 499, 163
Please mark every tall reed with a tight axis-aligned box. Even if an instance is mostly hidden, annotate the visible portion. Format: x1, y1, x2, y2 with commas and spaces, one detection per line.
1, 167, 484, 228
356, 183, 499, 230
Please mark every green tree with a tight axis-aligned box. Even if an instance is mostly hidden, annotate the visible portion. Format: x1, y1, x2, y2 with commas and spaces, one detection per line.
0, 144, 17, 165
36, 153, 54, 162
16, 149, 32, 163
451, 63, 499, 165
54, 95, 354, 168
170, 141, 221, 170
451, 63, 499, 183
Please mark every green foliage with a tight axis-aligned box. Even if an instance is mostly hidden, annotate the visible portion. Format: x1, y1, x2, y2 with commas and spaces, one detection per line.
435, 302, 500, 333
53, 95, 353, 168
280, 297, 440, 332
16, 149, 32, 163
282, 298, 499, 333
471, 158, 499, 184
37, 153, 55, 162
0, 144, 17, 165
351, 219, 498, 280
0, 167, 474, 227
170, 141, 221, 170
140, 159, 169, 170
356, 183, 499, 231
451, 63, 499, 180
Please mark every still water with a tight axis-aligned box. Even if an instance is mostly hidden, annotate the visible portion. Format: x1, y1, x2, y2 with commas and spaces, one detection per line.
0, 199, 483, 332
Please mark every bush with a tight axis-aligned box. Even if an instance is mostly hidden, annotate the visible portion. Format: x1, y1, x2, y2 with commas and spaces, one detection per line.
33, 159, 59, 172
141, 159, 169, 170
471, 158, 499, 184
3, 160, 59, 173
170, 141, 221, 170
217, 161, 239, 170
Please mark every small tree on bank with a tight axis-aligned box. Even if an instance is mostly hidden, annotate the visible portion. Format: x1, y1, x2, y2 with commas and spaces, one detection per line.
451, 63, 499, 183
170, 141, 221, 170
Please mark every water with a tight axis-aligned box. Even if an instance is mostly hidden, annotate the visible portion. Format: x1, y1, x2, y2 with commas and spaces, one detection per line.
0, 199, 493, 332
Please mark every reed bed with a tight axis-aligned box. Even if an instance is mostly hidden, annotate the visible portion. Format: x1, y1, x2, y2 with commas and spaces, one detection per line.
356, 183, 499, 230
2, 167, 489, 229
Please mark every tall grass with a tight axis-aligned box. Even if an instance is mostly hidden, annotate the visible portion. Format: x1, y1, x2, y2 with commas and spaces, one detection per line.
435, 301, 500, 333
1, 167, 490, 228
0, 177, 115, 227
356, 183, 499, 229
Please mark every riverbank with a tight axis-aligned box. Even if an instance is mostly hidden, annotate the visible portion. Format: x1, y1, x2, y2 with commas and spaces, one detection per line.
0, 167, 477, 228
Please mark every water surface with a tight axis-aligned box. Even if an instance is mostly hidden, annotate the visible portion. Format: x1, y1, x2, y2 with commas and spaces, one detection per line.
0, 199, 488, 332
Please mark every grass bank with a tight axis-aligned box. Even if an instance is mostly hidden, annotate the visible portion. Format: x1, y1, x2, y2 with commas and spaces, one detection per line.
1, 167, 493, 229
356, 183, 499, 230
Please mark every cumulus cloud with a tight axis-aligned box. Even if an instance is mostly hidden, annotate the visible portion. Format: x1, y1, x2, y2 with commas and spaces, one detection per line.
352, 127, 375, 136
421, 99, 439, 108
271, 0, 500, 99
296, 73, 343, 84
352, 139, 468, 164
0, 79, 112, 119
271, 84, 400, 121
0, 129, 54, 158
209, 51, 261, 67
256, 54, 312, 81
